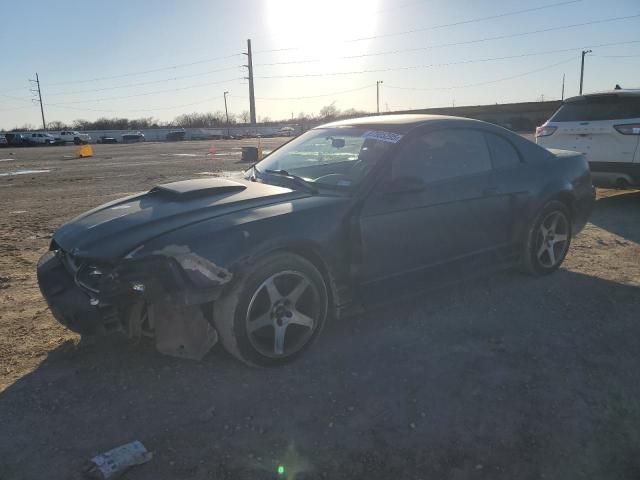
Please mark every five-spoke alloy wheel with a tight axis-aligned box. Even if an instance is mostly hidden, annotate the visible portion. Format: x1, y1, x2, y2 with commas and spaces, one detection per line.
523, 200, 572, 275
214, 252, 328, 367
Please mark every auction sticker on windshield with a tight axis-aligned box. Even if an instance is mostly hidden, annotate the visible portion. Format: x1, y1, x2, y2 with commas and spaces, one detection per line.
362, 130, 403, 143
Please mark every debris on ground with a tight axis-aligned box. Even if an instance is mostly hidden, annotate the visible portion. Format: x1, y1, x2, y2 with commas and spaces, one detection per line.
85, 441, 152, 479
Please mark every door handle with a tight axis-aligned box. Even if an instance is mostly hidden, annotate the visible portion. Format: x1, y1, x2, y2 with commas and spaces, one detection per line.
483, 187, 499, 196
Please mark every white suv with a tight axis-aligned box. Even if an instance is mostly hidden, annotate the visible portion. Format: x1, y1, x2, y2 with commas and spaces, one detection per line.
536, 87, 640, 188
536, 89, 640, 188
56, 130, 91, 145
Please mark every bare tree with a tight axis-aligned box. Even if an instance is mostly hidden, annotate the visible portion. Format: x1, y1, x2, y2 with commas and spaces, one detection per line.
340, 108, 366, 119
10, 123, 36, 132
72, 119, 91, 130
319, 102, 339, 120
239, 110, 250, 123
47, 120, 69, 130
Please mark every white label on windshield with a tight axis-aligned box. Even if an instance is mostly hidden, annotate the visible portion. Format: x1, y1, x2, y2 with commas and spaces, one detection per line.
362, 130, 403, 144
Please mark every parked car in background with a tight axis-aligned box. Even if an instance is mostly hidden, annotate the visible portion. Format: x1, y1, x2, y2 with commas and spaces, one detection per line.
26, 132, 57, 145
55, 131, 91, 145
278, 126, 296, 136
191, 128, 225, 140
122, 132, 145, 143
0, 134, 7, 147
96, 135, 118, 144
166, 130, 186, 141
4, 133, 29, 146
536, 88, 640, 188
37, 115, 595, 367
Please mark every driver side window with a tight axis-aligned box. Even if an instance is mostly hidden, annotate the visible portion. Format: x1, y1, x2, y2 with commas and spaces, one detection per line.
392, 129, 491, 184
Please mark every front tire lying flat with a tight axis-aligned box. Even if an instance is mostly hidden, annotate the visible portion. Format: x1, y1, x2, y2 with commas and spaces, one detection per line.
522, 200, 572, 276
214, 252, 328, 367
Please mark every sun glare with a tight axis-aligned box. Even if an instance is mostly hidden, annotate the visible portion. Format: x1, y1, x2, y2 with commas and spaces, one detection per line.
266, 0, 380, 52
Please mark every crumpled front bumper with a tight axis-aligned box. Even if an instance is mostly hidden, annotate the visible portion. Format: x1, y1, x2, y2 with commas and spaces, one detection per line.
37, 251, 121, 335
37, 248, 229, 360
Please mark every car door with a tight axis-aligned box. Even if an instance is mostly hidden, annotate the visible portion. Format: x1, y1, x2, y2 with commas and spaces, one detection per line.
483, 131, 531, 257
358, 127, 507, 292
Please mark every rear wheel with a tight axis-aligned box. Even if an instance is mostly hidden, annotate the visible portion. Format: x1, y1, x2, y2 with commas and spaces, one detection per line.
214, 252, 328, 367
522, 200, 572, 276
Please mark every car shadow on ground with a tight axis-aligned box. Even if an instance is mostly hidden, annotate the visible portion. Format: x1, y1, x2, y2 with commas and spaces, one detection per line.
590, 190, 640, 244
1, 268, 640, 480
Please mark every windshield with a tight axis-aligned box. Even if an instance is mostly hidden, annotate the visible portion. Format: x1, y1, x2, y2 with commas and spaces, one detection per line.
254, 127, 396, 189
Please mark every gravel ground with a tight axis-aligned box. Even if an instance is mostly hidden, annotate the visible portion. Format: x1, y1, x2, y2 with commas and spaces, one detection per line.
0, 140, 639, 480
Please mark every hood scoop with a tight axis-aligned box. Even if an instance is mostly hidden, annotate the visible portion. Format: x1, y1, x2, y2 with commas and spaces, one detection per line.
150, 178, 247, 198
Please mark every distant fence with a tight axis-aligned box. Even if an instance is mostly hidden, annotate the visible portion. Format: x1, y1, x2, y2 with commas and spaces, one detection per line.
7, 125, 302, 144
4, 101, 563, 141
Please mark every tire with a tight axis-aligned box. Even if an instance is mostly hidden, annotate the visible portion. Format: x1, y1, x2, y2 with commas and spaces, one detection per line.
521, 200, 572, 276
214, 252, 329, 367
74, 138, 81, 145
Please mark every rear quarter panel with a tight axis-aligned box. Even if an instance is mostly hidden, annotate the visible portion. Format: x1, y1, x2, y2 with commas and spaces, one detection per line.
530, 149, 594, 234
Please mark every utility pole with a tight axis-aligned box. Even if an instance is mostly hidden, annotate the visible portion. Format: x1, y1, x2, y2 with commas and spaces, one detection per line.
561, 74, 565, 101
243, 39, 257, 125
376, 80, 383, 114
223, 91, 230, 138
579, 50, 592, 96
29, 73, 46, 131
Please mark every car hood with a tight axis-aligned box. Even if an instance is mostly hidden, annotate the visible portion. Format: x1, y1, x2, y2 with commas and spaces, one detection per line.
53, 177, 306, 259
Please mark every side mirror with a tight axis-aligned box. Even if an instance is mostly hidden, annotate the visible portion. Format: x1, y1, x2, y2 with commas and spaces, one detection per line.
383, 176, 425, 194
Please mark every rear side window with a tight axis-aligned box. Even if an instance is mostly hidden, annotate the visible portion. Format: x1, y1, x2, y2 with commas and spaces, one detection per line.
392, 129, 491, 184
551, 95, 640, 121
486, 133, 521, 169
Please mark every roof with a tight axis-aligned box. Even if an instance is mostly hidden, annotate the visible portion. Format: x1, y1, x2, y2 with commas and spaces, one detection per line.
318, 114, 483, 133
565, 89, 640, 102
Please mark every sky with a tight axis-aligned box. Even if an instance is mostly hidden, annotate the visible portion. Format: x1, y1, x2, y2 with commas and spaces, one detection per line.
1, 0, 639, 129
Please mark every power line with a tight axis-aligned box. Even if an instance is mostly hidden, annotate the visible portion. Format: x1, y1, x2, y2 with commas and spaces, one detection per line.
45, 53, 243, 87
46, 78, 243, 106
254, 24, 640, 68
0, 93, 33, 103
593, 53, 640, 58
345, 0, 583, 43
11, 0, 584, 92
47, 94, 234, 114
239, 58, 575, 102
0, 104, 35, 113
0, 60, 576, 116
41, 59, 575, 112
386, 57, 575, 91
253, 48, 590, 79
45, 66, 240, 97
247, 85, 374, 101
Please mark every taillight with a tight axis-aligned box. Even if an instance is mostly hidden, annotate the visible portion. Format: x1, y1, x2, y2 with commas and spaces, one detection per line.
614, 123, 640, 135
535, 125, 557, 137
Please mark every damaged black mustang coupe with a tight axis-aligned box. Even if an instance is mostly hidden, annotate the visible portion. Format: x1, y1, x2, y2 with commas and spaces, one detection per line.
37, 115, 595, 366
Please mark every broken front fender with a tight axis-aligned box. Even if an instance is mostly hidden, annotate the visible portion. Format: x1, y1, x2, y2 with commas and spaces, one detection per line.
37, 244, 233, 360
56, 243, 234, 306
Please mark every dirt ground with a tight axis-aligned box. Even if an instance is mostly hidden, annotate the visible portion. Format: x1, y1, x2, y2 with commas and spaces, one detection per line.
0, 140, 639, 480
